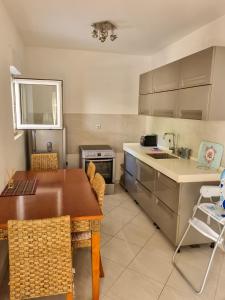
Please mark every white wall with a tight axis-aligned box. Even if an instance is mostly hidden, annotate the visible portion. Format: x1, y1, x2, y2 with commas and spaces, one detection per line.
149, 14, 225, 69
24, 47, 151, 114
0, 0, 25, 286
0, 0, 25, 189
146, 14, 225, 164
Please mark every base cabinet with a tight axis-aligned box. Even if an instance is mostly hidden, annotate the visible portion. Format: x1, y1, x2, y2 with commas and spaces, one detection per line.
124, 151, 219, 246
135, 181, 157, 221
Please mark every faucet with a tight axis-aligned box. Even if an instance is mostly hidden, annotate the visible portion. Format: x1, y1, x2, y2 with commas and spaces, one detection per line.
163, 132, 176, 154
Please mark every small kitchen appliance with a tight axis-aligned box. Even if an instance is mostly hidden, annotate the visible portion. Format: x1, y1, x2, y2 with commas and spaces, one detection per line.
140, 135, 157, 147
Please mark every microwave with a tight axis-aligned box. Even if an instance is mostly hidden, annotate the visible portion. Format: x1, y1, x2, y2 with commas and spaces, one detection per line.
140, 135, 157, 147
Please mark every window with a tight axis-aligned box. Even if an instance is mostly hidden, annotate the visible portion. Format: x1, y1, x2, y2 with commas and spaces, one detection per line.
10, 66, 21, 136
12, 78, 63, 130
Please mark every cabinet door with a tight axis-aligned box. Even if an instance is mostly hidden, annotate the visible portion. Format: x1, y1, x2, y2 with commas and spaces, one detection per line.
136, 160, 156, 192
180, 47, 214, 88
124, 170, 136, 199
138, 94, 154, 115
154, 197, 178, 245
155, 172, 179, 213
139, 71, 153, 94
135, 181, 157, 221
124, 152, 136, 176
152, 90, 178, 118
177, 85, 211, 120
153, 61, 180, 92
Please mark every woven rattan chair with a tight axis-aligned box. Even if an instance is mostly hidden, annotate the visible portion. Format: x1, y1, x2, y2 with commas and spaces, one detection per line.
0, 228, 8, 240
8, 216, 74, 300
31, 153, 59, 171
71, 173, 105, 277
87, 161, 96, 184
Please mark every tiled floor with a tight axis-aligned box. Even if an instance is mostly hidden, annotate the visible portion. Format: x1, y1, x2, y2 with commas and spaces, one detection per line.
1, 185, 225, 299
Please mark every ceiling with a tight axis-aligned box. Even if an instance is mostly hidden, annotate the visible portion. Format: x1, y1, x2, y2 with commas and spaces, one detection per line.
3, 0, 225, 55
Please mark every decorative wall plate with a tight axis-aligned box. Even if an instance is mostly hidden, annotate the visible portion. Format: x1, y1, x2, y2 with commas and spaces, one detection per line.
197, 141, 224, 170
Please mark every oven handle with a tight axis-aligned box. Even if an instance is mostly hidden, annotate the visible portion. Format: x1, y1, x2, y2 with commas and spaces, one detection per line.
85, 158, 114, 162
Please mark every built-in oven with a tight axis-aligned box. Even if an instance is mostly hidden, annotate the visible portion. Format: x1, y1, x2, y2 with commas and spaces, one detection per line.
79, 145, 116, 194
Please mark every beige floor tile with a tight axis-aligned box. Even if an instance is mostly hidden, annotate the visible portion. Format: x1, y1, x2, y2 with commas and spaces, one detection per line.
167, 260, 220, 300
107, 206, 139, 222
101, 232, 113, 247
144, 231, 175, 259
129, 245, 174, 285
119, 198, 142, 215
100, 257, 125, 295
215, 256, 225, 300
102, 206, 138, 235
101, 214, 126, 236
159, 285, 198, 300
115, 221, 155, 247
215, 273, 225, 300
107, 268, 163, 300
101, 237, 141, 267
131, 211, 156, 232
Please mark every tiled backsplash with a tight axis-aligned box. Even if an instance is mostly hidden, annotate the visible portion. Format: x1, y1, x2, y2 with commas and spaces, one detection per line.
63, 113, 225, 176
64, 113, 147, 154
146, 116, 225, 165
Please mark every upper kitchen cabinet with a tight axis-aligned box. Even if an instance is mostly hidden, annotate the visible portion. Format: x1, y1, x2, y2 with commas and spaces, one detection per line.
153, 61, 180, 92
139, 94, 154, 115
13, 78, 63, 129
177, 85, 211, 120
139, 71, 153, 94
179, 47, 214, 88
208, 47, 225, 120
138, 46, 225, 120
152, 90, 178, 118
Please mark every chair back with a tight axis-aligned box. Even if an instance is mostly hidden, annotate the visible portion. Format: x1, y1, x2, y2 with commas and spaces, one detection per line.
87, 161, 96, 184
31, 153, 59, 171
92, 173, 105, 209
8, 216, 73, 300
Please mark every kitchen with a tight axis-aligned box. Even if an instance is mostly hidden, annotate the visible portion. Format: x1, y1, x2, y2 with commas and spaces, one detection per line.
1, 0, 225, 299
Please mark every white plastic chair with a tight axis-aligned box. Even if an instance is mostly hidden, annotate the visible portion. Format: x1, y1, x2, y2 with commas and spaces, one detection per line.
173, 181, 225, 294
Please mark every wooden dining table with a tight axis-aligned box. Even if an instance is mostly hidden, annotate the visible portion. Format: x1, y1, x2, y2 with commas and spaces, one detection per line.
0, 168, 103, 300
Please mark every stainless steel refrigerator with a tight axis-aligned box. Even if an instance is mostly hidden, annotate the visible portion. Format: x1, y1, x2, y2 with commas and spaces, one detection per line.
25, 128, 67, 170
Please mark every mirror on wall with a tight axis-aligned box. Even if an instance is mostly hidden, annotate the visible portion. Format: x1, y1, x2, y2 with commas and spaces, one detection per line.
13, 78, 63, 129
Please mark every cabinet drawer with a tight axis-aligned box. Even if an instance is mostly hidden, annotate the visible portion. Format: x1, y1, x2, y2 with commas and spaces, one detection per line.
155, 197, 177, 244
135, 181, 157, 221
136, 159, 156, 192
124, 171, 136, 198
124, 152, 136, 176
155, 172, 179, 213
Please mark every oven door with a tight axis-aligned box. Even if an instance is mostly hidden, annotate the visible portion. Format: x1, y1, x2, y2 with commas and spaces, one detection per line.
85, 158, 113, 184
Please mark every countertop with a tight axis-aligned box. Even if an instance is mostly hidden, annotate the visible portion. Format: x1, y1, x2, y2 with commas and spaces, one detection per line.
123, 143, 221, 183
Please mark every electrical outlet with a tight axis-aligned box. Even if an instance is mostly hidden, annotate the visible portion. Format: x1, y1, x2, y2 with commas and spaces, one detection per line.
96, 123, 101, 129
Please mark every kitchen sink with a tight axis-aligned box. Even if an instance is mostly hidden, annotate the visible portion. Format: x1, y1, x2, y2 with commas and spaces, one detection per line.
147, 153, 178, 159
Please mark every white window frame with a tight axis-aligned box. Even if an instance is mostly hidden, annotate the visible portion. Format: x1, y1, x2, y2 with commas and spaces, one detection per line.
13, 78, 63, 130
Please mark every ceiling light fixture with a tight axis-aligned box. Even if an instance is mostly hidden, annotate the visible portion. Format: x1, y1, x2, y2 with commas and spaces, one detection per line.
91, 21, 118, 43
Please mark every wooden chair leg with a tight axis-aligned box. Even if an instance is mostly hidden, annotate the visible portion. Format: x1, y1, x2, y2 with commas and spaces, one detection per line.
100, 253, 104, 278
66, 292, 73, 300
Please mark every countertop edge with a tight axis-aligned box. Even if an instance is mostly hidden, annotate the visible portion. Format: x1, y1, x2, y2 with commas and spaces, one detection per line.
123, 143, 220, 183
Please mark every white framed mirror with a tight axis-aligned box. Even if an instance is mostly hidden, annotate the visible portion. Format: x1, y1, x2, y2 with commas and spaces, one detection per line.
13, 78, 63, 129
